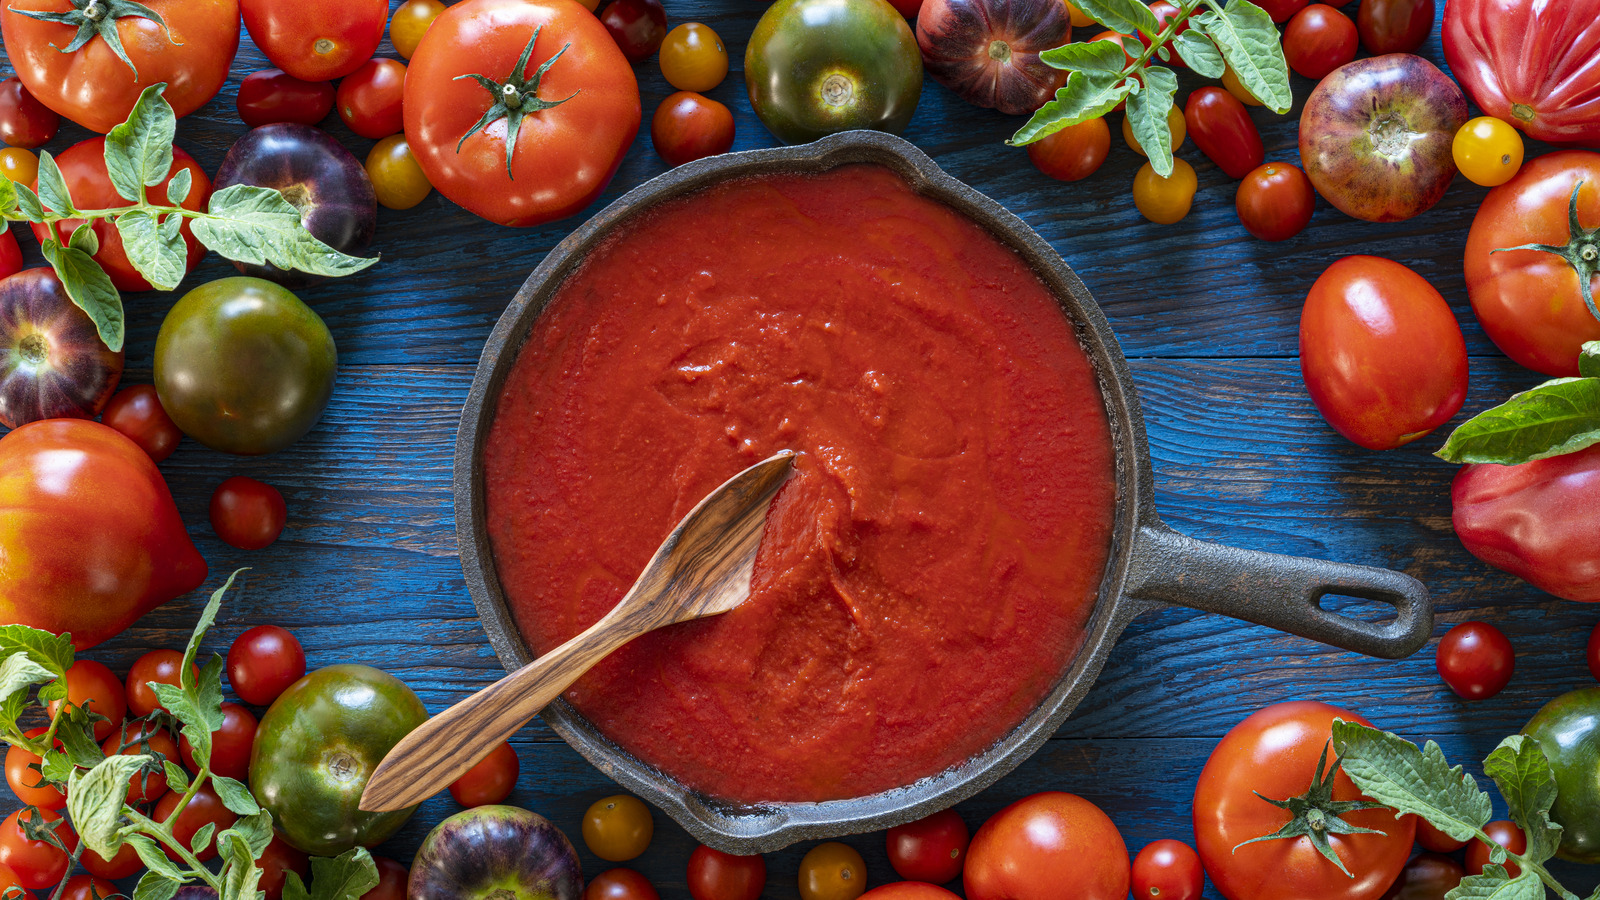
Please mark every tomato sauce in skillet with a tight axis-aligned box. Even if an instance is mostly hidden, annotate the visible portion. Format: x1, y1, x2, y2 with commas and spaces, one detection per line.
483, 164, 1116, 803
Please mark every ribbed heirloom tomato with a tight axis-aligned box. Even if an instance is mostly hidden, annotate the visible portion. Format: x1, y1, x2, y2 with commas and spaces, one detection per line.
404, 0, 640, 227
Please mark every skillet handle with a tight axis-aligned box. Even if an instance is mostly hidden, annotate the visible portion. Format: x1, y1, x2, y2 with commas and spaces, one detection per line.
1125, 524, 1432, 659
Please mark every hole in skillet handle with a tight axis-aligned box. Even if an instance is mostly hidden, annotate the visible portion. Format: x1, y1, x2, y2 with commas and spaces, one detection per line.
1316, 592, 1400, 626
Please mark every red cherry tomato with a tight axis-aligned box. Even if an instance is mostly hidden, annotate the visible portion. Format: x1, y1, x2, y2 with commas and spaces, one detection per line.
600, 0, 668, 63
1132, 839, 1204, 900
227, 625, 308, 706
101, 721, 178, 805
0, 77, 57, 149
337, 58, 407, 140
46, 659, 126, 741
1466, 821, 1526, 877
1235, 162, 1315, 241
449, 739, 519, 807
153, 785, 237, 862
0, 865, 33, 900
210, 476, 289, 550
1027, 118, 1111, 182
80, 844, 141, 881
860, 887, 959, 900
242, 0, 390, 82
0, 229, 21, 281
686, 846, 765, 900
1283, 5, 1359, 81
4, 728, 63, 811
885, 808, 968, 883
1184, 87, 1264, 179
1253, 0, 1310, 21
1436, 621, 1514, 700
1417, 817, 1469, 853
964, 792, 1130, 900
58, 874, 115, 900
126, 649, 198, 718
585, 869, 660, 900
1299, 256, 1468, 450
237, 69, 337, 128
101, 385, 183, 462
0, 808, 76, 890
361, 857, 408, 900
180, 701, 258, 780
651, 93, 736, 168
1357, 0, 1434, 54
257, 835, 311, 900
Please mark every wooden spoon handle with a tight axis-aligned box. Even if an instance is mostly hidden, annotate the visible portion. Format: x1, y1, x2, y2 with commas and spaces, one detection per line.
359, 614, 634, 812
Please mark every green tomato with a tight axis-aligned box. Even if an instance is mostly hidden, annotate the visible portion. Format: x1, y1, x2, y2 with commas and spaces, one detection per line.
1523, 686, 1600, 863
744, 0, 922, 144
250, 664, 428, 856
153, 276, 337, 455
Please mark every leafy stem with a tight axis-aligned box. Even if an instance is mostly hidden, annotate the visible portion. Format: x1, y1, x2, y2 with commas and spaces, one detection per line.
1128, 0, 1203, 75
124, 810, 224, 892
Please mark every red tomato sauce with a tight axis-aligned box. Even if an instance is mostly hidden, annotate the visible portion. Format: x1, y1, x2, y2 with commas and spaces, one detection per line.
484, 164, 1116, 803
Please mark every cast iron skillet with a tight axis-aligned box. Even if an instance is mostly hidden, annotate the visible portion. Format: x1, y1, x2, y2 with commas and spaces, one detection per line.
454, 130, 1432, 854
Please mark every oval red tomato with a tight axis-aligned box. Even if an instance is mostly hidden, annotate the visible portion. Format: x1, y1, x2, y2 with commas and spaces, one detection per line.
32, 138, 212, 293
1194, 702, 1416, 900
1283, 5, 1358, 81
651, 92, 735, 168
404, 0, 641, 227
0, 77, 57, 149
79, 844, 141, 881
100, 722, 178, 804
242, 0, 389, 82
0, 0, 240, 133
1299, 256, 1468, 450
965, 792, 1130, 900
210, 476, 288, 550
1236, 162, 1315, 241
127, 648, 197, 718
257, 834, 311, 900
1443, 0, 1600, 146
1185, 87, 1263, 180
0, 230, 21, 282
886, 808, 968, 883
686, 846, 765, 900
337, 58, 407, 140
237, 69, 336, 128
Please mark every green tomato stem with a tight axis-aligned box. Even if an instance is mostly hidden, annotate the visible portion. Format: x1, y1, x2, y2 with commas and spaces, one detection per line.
125, 809, 224, 892
47, 842, 85, 900
1124, 0, 1203, 75
1466, 826, 1570, 898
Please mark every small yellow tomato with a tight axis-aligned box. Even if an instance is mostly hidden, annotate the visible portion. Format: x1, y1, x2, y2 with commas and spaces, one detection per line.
1122, 106, 1186, 156
659, 23, 728, 93
1133, 158, 1198, 224
0, 147, 38, 187
582, 794, 653, 862
798, 842, 867, 900
389, 0, 447, 59
1453, 116, 1524, 187
1064, 0, 1097, 26
365, 135, 432, 210
1221, 65, 1264, 107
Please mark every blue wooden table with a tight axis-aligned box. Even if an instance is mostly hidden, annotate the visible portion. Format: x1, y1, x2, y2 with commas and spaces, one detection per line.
5, 1, 1599, 896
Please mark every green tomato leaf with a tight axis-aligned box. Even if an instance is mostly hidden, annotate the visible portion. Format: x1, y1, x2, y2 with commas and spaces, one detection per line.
115, 210, 186, 291
161, 760, 190, 795
189, 821, 216, 855
125, 834, 189, 882
68, 222, 99, 256
0, 654, 55, 711
1196, 0, 1291, 113
55, 702, 111, 769
1331, 720, 1493, 843
218, 828, 264, 900
212, 775, 261, 816
39, 240, 124, 353
0, 179, 18, 219
1072, 0, 1161, 37
1174, 28, 1226, 78
183, 569, 244, 681
192, 185, 379, 279
283, 872, 310, 900
1446, 870, 1544, 900
34, 151, 77, 216
0, 625, 75, 682
1484, 735, 1562, 864
221, 810, 275, 858
1039, 39, 1129, 73
12, 182, 45, 222
0, 692, 26, 736
67, 753, 151, 858
1010, 71, 1133, 145
165, 167, 192, 207
1435, 376, 1600, 464
1128, 65, 1179, 176
103, 83, 176, 204
303, 848, 380, 900
132, 871, 182, 900
1578, 341, 1600, 379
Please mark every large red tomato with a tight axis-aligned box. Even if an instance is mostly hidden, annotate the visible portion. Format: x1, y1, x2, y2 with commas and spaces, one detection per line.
860, 886, 960, 899
404, 0, 640, 227
0, 0, 240, 133
1194, 702, 1416, 900
1443, 0, 1600, 147
241, 0, 388, 82
31, 138, 212, 293
964, 792, 1130, 900
1464, 150, 1600, 376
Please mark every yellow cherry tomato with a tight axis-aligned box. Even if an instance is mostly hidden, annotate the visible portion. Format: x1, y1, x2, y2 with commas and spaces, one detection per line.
582, 794, 653, 862
1064, 0, 1097, 26
1133, 158, 1198, 224
366, 135, 432, 210
1221, 65, 1264, 107
0, 147, 38, 187
798, 842, 867, 900
389, 0, 447, 59
659, 23, 728, 93
1453, 116, 1524, 188
1122, 106, 1186, 157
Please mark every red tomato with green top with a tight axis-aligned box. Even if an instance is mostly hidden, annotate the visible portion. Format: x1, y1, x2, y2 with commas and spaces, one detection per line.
0, 0, 240, 133
0, 808, 76, 889
45, 658, 125, 741
1185, 87, 1263, 180
242, 0, 389, 82
404, 0, 641, 227
0, 865, 33, 900
4, 728, 63, 811
964, 792, 1130, 900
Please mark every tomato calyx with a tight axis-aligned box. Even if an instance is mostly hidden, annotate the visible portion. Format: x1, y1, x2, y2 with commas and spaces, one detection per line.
454, 26, 579, 180
9, 0, 179, 79
1232, 741, 1388, 877
1493, 181, 1600, 322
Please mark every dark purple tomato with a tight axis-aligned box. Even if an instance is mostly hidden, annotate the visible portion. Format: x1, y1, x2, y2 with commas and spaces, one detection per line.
651, 93, 735, 167
1357, 0, 1434, 54
237, 70, 337, 128
914, 0, 1070, 116
1283, 5, 1358, 81
101, 385, 182, 462
1185, 86, 1264, 179
600, 0, 668, 63
0, 77, 57, 149
1379, 853, 1463, 900
212, 124, 377, 290
409, 806, 582, 900
0, 269, 124, 430
1436, 621, 1514, 700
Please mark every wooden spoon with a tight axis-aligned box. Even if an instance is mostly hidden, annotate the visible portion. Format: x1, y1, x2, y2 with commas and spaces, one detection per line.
359, 449, 796, 812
